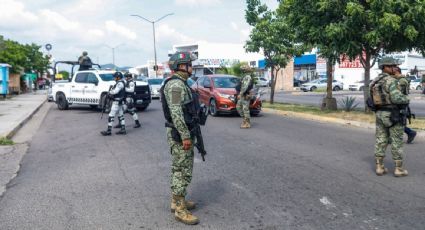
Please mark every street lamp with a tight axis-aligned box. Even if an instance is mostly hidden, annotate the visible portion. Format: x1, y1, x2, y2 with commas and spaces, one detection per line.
131, 13, 174, 77
103, 43, 125, 68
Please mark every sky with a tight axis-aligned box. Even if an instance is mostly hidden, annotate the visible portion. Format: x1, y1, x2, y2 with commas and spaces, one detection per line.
0, 0, 278, 67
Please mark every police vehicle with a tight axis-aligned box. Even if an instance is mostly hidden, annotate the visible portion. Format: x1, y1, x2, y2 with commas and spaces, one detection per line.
51, 61, 151, 111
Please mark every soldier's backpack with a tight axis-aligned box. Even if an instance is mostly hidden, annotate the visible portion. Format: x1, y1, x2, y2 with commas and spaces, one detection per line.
368, 74, 392, 109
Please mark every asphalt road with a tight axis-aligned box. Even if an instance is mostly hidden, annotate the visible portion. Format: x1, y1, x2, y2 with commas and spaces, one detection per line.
266, 90, 425, 117
0, 101, 424, 229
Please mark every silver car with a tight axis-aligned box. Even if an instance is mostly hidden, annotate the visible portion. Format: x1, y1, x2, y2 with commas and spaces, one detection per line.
300, 79, 344, 91
148, 78, 164, 99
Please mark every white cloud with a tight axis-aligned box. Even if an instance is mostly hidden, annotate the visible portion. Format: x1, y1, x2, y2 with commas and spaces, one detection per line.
105, 20, 137, 40
156, 24, 195, 44
87, 29, 105, 39
39, 9, 79, 31
231, 22, 239, 31
175, 0, 221, 7
0, 0, 38, 28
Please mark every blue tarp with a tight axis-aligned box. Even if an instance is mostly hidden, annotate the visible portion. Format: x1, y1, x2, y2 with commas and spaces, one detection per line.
258, 59, 266, 69
294, 54, 316, 65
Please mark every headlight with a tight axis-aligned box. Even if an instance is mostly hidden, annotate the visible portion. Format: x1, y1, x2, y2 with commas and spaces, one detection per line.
217, 92, 234, 100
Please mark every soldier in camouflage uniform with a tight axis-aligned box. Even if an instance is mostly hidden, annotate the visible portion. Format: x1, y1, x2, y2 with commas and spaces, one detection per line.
236, 65, 253, 128
371, 57, 409, 177
161, 51, 199, 225
393, 67, 416, 144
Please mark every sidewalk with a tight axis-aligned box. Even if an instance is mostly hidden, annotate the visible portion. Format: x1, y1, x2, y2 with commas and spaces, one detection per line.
0, 90, 47, 139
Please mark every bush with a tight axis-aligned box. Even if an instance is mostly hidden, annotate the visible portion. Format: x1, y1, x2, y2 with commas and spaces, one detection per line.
338, 96, 359, 111
0, 137, 14, 145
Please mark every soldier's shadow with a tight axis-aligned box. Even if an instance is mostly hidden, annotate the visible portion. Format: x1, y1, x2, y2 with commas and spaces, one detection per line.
190, 178, 225, 210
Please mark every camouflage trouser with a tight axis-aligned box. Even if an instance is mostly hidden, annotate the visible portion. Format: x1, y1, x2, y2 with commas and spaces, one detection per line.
167, 128, 194, 196
236, 97, 250, 119
123, 97, 138, 121
374, 111, 404, 160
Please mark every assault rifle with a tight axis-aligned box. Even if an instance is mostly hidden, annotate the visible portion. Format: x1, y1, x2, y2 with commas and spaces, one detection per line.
406, 105, 415, 124
188, 92, 208, 161
101, 85, 113, 119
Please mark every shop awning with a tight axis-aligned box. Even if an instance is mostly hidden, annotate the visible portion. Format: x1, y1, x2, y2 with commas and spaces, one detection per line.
294, 54, 316, 65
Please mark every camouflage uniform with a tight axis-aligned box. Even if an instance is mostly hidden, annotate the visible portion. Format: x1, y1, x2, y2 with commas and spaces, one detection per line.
374, 73, 409, 160
164, 71, 194, 197
237, 74, 252, 127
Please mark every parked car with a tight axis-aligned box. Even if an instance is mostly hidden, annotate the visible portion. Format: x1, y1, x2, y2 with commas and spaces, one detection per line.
410, 78, 422, 90
300, 79, 344, 92
147, 78, 164, 99
191, 74, 262, 116
255, 77, 270, 87
293, 79, 308, 87
348, 80, 372, 91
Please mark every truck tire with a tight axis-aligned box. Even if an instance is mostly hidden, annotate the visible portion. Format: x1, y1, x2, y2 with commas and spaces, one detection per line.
56, 93, 69, 110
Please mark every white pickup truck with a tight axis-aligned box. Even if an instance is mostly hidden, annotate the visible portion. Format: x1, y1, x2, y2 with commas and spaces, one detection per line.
51, 67, 151, 111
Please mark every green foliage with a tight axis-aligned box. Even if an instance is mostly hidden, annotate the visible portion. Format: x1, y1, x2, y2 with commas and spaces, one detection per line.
58, 71, 70, 80
0, 137, 14, 145
245, 0, 305, 104
338, 96, 359, 112
216, 62, 253, 78
0, 36, 49, 74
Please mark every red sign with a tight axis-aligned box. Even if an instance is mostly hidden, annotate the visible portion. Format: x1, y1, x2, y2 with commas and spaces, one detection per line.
339, 54, 364, 68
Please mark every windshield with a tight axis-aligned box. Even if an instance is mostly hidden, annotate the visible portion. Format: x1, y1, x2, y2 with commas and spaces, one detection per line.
99, 74, 114, 81
212, 77, 239, 88
136, 76, 147, 82
148, 78, 164, 85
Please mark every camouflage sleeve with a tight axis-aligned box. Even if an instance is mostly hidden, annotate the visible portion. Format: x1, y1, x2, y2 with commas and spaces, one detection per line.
239, 75, 251, 96
165, 81, 191, 140
398, 78, 409, 95
388, 80, 409, 105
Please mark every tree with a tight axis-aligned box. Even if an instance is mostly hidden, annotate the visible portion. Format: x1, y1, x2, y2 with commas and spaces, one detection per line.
279, 0, 425, 111
58, 71, 70, 80
216, 62, 249, 77
245, 0, 304, 104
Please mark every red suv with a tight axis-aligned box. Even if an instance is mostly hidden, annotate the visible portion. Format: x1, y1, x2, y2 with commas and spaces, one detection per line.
191, 74, 262, 116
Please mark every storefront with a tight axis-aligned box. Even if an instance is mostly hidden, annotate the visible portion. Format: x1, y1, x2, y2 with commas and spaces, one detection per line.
293, 54, 317, 82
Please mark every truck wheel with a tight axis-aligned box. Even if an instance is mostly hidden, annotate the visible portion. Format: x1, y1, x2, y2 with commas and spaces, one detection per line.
89, 105, 98, 109
137, 105, 149, 111
56, 93, 69, 110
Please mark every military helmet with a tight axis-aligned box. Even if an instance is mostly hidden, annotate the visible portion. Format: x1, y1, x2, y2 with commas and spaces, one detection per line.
124, 72, 133, 79
378, 56, 399, 69
113, 71, 123, 79
240, 64, 252, 73
168, 51, 197, 71
82, 51, 88, 56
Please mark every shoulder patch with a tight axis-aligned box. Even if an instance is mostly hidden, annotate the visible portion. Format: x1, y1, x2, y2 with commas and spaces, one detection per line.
171, 87, 183, 104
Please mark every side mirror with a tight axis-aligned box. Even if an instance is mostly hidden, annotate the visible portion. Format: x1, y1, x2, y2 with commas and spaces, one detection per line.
93, 81, 98, 86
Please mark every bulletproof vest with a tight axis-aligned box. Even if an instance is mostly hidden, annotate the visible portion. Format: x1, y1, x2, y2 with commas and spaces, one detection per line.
160, 75, 202, 128
113, 80, 126, 100
125, 79, 136, 97
235, 76, 254, 96
370, 74, 392, 108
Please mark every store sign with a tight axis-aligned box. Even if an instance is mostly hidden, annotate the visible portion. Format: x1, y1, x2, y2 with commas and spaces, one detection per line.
197, 59, 239, 67
339, 55, 364, 68
316, 57, 327, 72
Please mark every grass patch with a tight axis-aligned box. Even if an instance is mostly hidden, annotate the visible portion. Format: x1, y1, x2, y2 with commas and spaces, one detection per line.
0, 137, 14, 145
264, 102, 425, 130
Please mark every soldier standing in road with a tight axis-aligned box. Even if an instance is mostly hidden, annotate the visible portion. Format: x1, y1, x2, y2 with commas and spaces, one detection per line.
78, 51, 92, 71
236, 64, 254, 128
161, 51, 199, 225
114, 73, 141, 129
394, 67, 416, 144
101, 72, 126, 136
370, 57, 409, 177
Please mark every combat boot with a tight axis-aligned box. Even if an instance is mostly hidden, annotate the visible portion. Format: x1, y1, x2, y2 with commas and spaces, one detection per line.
375, 157, 388, 176
245, 118, 251, 128
240, 119, 246, 128
116, 125, 126, 135
394, 160, 408, 177
134, 120, 141, 128
407, 130, 416, 144
171, 195, 196, 212
100, 126, 112, 136
173, 195, 199, 225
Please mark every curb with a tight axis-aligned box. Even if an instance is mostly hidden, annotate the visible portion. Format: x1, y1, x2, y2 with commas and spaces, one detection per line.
262, 108, 425, 140
5, 99, 47, 139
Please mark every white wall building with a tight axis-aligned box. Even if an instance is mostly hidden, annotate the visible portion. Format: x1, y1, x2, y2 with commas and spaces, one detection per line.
129, 61, 167, 78
172, 41, 264, 77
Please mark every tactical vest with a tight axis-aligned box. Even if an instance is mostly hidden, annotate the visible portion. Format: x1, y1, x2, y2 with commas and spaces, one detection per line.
370, 74, 392, 108
235, 76, 254, 96
112, 80, 126, 101
125, 79, 136, 97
